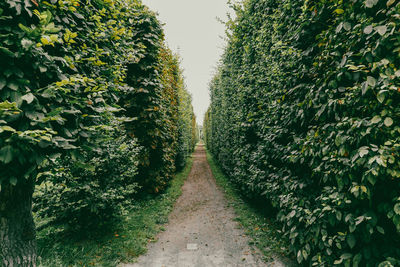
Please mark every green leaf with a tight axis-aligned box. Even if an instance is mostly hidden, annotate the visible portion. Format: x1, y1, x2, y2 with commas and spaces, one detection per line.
377, 90, 386, 103
368, 175, 377, 186
371, 115, 381, 124
367, 76, 376, 87
393, 214, 400, 227
74, 12, 84, 20
15, 3, 21, 15
297, 250, 303, 263
361, 82, 368, 95
334, 9, 344, 14
353, 253, 362, 267
39, 66, 47, 73
1, 126, 16, 133
334, 258, 343, 265
341, 253, 353, 260
377, 226, 385, 234
41, 135, 51, 142
394, 203, 400, 215
360, 186, 367, 193
384, 117, 393, 127
22, 93, 35, 104
336, 211, 342, 221
378, 261, 395, 267
289, 210, 296, 218
365, 0, 379, 8
347, 234, 356, 249
336, 23, 343, 33
0, 47, 14, 57
343, 22, 351, 31
41, 37, 50, 46
18, 23, 32, 34
335, 135, 343, 146
302, 249, 308, 260
359, 148, 369, 157
7, 82, 19, 91
9, 177, 17, 186
375, 26, 387, 36
387, 0, 396, 6
0, 77, 6, 90
364, 25, 373, 34
21, 38, 33, 50
0, 145, 13, 164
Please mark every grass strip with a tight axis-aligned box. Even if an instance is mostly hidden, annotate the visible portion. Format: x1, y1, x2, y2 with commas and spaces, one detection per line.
205, 149, 295, 265
37, 157, 193, 267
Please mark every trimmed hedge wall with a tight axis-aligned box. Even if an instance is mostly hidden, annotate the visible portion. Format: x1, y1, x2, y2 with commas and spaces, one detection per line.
205, 0, 400, 266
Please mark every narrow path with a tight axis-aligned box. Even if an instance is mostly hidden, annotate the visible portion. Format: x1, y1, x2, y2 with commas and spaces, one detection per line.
124, 145, 282, 267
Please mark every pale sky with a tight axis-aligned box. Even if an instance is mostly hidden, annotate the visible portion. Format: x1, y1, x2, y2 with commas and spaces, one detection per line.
141, 0, 232, 125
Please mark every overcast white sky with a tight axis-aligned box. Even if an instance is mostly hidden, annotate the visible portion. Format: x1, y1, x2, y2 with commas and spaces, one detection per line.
141, 0, 232, 125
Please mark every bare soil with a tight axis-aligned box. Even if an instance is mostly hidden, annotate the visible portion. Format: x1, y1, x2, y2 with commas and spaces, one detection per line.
123, 144, 286, 267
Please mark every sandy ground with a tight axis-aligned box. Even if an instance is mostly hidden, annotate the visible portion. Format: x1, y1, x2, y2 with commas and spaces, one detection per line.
123, 145, 287, 267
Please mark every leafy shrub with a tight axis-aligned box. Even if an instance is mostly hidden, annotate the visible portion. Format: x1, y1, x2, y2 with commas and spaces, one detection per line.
176, 84, 197, 170
120, 17, 196, 192
1, 0, 196, 262
205, 0, 400, 266
27, 0, 196, 231
0, 0, 149, 188
34, 126, 141, 233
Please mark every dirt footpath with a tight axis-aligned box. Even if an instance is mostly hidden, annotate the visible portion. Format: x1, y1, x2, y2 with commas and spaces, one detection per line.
123, 144, 286, 267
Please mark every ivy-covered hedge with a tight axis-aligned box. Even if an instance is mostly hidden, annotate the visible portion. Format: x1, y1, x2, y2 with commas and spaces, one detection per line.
205, 0, 400, 266
0, 0, 196, 263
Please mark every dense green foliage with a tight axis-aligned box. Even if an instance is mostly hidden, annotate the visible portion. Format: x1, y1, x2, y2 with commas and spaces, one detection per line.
205, 0, 400, 266
34, 127, 141, 233
159, 47, 197, 173
36, 157, 193, 266
1, 0, 195, 248
176, 84, 197, 170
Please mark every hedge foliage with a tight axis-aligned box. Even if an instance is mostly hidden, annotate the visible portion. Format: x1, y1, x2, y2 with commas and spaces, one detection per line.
1, 0, 196, 232
205, 0, 400, 266
34, 127, 141, 233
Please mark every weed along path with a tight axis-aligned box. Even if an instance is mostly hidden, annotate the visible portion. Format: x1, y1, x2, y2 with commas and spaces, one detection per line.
123, 144, 284, 267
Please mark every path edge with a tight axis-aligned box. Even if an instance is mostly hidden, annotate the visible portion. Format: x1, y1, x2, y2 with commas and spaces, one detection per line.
204, 147, 297, 267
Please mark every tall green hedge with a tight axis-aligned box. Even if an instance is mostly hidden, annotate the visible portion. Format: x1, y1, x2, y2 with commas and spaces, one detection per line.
0, 0, 196, 264
205, 0, 400, 266
176, 83, 197, 170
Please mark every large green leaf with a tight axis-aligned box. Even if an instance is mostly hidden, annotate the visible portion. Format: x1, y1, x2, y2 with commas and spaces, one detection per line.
0, 145, 13, 164
365, 0, 379, 8
347, 234, 356, 249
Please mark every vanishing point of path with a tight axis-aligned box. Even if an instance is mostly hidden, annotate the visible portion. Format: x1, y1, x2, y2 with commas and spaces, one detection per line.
123, 144, 286, 267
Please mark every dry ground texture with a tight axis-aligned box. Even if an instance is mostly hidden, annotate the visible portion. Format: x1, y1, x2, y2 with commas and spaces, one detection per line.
123, 145, 287, 267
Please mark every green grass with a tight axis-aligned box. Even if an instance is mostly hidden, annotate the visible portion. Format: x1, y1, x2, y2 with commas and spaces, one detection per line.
36, 157, 193, 267
205, 149, 295, 265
